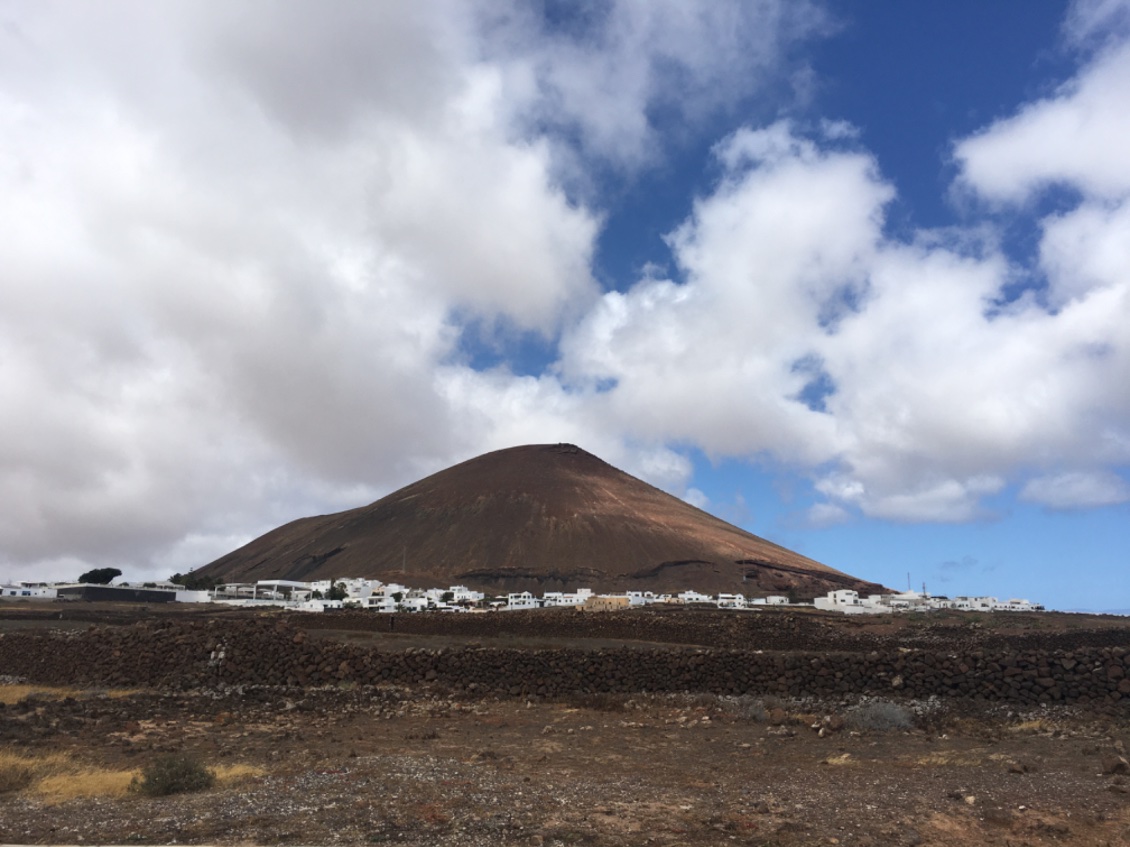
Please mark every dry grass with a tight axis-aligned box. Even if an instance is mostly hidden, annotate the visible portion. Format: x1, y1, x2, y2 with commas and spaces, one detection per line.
0, 683, 140, 705
214, 762, 267, 784
0, 685, 85, 705
0, 749, 137, 803
1009, 719, 1053, 734
0, 748, 264, 803
35, 769, 138, 802
912, 751, 988, 767
0, 749, 72, 778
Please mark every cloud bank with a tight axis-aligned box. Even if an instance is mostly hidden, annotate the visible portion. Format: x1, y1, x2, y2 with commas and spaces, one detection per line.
0, 1, 1127, 581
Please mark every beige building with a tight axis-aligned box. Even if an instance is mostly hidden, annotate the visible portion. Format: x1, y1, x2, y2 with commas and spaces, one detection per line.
583, 595, 631, 612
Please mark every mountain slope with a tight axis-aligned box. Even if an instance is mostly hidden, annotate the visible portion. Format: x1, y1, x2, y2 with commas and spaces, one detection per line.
197, 443, 883, 597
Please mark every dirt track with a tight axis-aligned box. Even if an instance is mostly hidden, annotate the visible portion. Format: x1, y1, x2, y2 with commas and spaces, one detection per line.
1, 603, 1129, 845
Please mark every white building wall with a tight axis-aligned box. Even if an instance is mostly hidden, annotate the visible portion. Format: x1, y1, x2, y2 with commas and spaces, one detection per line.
175, 590, 211, 603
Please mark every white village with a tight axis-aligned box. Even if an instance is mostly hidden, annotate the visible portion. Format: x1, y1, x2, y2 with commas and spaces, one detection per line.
2, 576, 1044, 615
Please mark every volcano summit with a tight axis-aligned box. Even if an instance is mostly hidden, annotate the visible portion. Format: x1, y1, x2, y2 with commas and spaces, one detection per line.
198, 443, 882, 597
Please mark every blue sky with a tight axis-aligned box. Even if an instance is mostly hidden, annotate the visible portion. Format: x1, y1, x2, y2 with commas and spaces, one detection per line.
1, 1, 1127, 610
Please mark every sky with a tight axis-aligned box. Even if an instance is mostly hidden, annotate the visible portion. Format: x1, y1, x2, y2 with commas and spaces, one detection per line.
1, 0, 1128, 611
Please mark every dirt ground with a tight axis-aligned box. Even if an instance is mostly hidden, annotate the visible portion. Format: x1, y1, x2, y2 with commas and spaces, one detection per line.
1, 604, 1129, 846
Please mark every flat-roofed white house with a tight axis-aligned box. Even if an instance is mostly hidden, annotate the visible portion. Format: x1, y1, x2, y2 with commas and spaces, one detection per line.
448, 585, 485, 604
814, 589, 892, 615
716, 593, 747, 609
749, 595, 791, 606
366, 595, 398, 612
505, 592, 540, 610
2, 584, 57, 599
542, 589, 593, 607
678, 590, 713, 604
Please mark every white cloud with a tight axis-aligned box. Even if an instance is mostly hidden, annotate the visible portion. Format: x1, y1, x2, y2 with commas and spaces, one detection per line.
0, 2, 589, 579
488, 0, 831, 169
1020, 471, 1130, 509
1065, 0, 1130, 49
2, 1, 826, 582
560, 121, 888, 464
562, 93, 1130, 522
3, 0, 1129, 586
805, 502, 848, 527
954, 40, 1130, 203
684, 488, 711, 510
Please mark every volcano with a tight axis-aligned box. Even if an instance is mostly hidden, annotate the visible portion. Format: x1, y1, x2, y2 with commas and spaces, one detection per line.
197, 443, 883, 597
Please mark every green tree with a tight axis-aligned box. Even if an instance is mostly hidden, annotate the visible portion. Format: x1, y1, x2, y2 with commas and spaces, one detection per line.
78, 567, 121, 585
326, 580, 349, 602
170, 571, 224, 591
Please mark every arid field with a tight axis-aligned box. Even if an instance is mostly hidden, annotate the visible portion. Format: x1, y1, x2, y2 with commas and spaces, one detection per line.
1, 603, 1129, 846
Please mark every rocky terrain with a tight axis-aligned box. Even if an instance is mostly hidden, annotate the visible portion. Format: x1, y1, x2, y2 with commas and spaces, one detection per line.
1, 603, 1128, 845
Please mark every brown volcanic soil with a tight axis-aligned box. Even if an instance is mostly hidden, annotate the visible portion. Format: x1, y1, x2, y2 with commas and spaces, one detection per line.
198, 443, 881, 597
2, 604, 1130, 846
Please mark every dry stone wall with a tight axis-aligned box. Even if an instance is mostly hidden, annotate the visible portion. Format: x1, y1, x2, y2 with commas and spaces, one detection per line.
303, 607, 1130, 653
2, 618, 1129, 707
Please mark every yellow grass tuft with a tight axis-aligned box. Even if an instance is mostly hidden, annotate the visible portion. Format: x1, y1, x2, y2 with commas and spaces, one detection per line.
0, 684, 140, 705
0, 746, 266, 802
0, 685, 83, 705
912, 751, 987, 767
34, 768, 138, 802
1010, 719, 1052, 734
214, 763, 267, 785
0, 748, 137, 803
0, 748, 73, 790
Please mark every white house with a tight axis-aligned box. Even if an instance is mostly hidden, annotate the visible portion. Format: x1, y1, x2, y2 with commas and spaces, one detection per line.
366, 595, 398, 613
542, 588, 593, 607
716, 593, 747, 609
678, 590, 713, 604
505, 592, 541, 610
882, 590, 930, 611
992, 598, 1041, 611
1, 584, 57, 600
815, 589, 862, 610
815, 589, 892, 615
949, 595, 996, 612
448, 585, 485, 604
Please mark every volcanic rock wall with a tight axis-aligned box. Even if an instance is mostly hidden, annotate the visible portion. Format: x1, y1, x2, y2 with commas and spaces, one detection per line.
298, 607, 1130, 653
1, 618, 1128, 707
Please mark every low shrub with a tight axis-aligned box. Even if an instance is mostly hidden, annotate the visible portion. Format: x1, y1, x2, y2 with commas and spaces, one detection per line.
845, 700, 914, 732
131, 754, 215, 797
720, 695, 769, 722
0, 762, 33, 794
